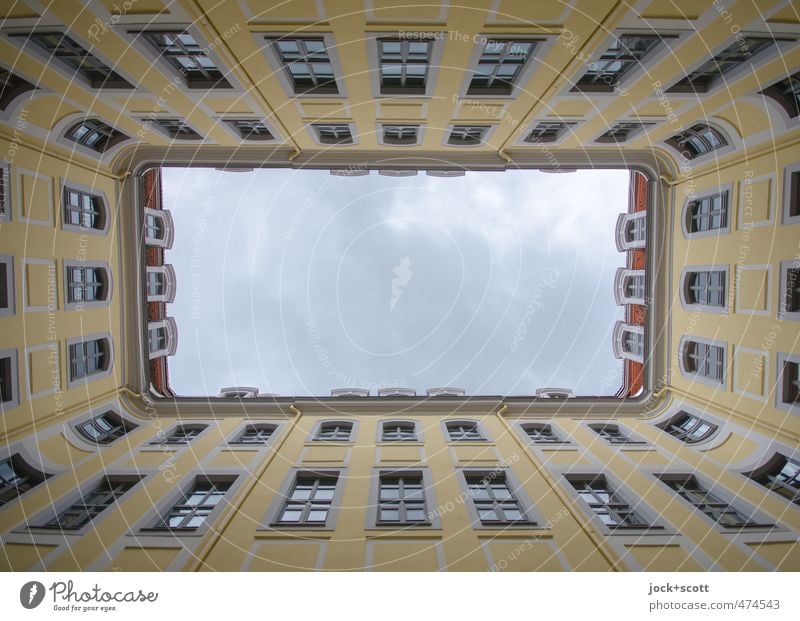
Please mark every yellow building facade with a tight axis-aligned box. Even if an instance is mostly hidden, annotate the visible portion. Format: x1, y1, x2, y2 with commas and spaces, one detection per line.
0, 0, 798, 571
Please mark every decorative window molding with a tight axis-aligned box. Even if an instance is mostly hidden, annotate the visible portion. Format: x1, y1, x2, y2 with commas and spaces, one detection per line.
571, 34, 666, 92
760, 71, 800, 120
147, 317, 178, 359
0, 452, 50, 507
426, 170, 465, 177
145, 264, 176, 303
219, 386, 259, 398
520, 422, 568, 444
73, 411, 137, 445
522, 120, 577, 144
664, 123, 730, 161
60, 180, 110, 235
615, 211, 646, 250
446, 124, 494, 147
229, 424, 277, 445
148, 476, 236, 531
269, 470, 344, 528
375, 37, 434, 95
312, 420, 356, 442
65, 118, 129, 153
151, 424, 208, 445
776, 352, 800, 414
782, 162, 800, 225
655, 473, 773, 529
0, 254, 15, 317
444, 420, 488, 441
464, 38, 543, 97
535, 388, 575, 398
367, 467, 439, 528
682, 185, 732, 238
378, 170, 418, 177
427, 387, 465, 397
330, 387, 369, 397
63, 261, 111, 310
678, 336, 727, 388
311, 123, 356, 146
10, 31, 134, 89
223, 118, 277, 141
460, 468, 538, 526
377, 387, 417, 397
66, 333, 113, 389
0, 348, 20, 412
613, 268, 645, 305
143, 207, 174, 248
263, 35, 343, 97
679, 265, 729, 313
778, 260, 800, 321
144, 118, 203, 140
565, 473, 658, 531
656, 411, 718, 444
588, 423, 646, 445
612, 321, 644, 363
380, 420, 420, 442
136, 30, 231, 89
745, 453, 800, 506
0, 67, 36, 111
379, 124, 422, 146
595, 121, 656, 144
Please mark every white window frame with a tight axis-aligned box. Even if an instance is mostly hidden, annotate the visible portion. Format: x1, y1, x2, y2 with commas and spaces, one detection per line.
262, 468, 346, 530
776, 352, 800, 415
517, 421, 570, 445
778, 259, 800, 321
145, 264, 176, 303
59, 179, 111, 236
378, 419, 422, 442
147, 317, 178, 359
535, 388, 575, 398
309, 123, 358, 146
681, 184, 732, 238
259, 33, 347, 99
376, 123, 424, 147
678, 265, 729, 314
615, 211, 646, 251
444, 123, 497, 148
66, 333, 113, 390
613, 268, 645, 305
309, 419, 357, 443
783, 162, 800, 225
366, 33, 444, 99
70, 407, 138, 447
678, 335, 728, 388
0, 254, 15, 316
457, 467, 541, 528
143, 207, 174, 248
218, 386, 259, 398
63, 260, 112, 310
0, 347, 20, 412
443, 419, 489, 442
367, 467, 440, 528
427, 387, 465, 397
612, 321, 644, 363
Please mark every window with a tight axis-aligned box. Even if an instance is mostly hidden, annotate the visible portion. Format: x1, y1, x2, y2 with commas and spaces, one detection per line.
231, 424, 276, 445
66, 265, 108, 305
42, 477, 140, 530
615, 212, 646, 250
535, 388, 575, 398
623, 330, 643, 358
315, 422, 353, 441
568, 475, 650, 528
276, 474, 338, 525
683, 269, 726, 308
153, 424, 207, 445
0, 67, 36, 110
748, 453, 800, 505
143, 208, 174, 248
269, 37, 338, 95
153, 479, 232, 530
145, 265, 176, 303
595, 121, 655, 143
612, 322, 644, 363
148, 326, 167, 354
63, 186, 106, 231
665, 124, 728, 160
140, 31, 230, 88
657, 412, 718, 444
445, 421, 485, 441
224, 119, 274, 141
0, 255, 14, 316
667, 38, 776, 93
779, 261, 800, 320
381, 422, 417, 441
524, 121, 575, 144
467, 39, 537, 96
312, 124, 353, 145
0, 454, 49, 506
778, 357, 799, 411
614, 268, 645, 305
13, 32, 132, 88
68, 337, 110, 382
760, 71, 800, 119
448, 125, 490, 146
573, 35, 663, 91
377, 474, 428, 524
0, 163, 8, 221
465, 472, 529, 524
76, 412, 135, 445
0, 349, 18, 410
149, 118, 202, 140
685, 190, 729, 235
658, 475, 768, 527
682, 339, 725, 383
65, 119, 128, 153
382, 125, 419, 146
378, 38, 431, 95
589, 424, 644, 445
784, 164, 800, 224
147, 318, 178, 359
521, 423, 565, 444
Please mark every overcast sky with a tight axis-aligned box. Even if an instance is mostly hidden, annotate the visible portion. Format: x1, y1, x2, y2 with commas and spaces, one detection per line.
162, 167, 628, 397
